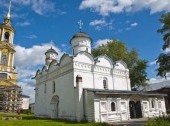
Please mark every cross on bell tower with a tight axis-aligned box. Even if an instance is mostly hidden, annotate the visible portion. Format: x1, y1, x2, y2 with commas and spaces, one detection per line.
78, 20, 83, 32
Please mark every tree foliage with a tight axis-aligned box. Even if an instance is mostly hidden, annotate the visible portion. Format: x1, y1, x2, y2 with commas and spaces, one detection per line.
157, 12, 170, 78
92, 39, 148, 89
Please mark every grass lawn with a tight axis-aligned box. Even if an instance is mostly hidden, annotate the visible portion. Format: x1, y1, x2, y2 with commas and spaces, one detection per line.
0, 113, 109, 126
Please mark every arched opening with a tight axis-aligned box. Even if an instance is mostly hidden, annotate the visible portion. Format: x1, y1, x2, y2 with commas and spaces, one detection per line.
129, 101, 142, 119
4, 32, 10, 42
111, 102, 116, 111
50, 95, 59, 118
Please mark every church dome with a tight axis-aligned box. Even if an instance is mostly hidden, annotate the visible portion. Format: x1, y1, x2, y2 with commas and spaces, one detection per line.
70, 32, 92, 42
45, 47, 58, 55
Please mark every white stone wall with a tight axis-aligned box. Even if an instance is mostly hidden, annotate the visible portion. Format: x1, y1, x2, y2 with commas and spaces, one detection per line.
35, 52, 167, 123
73, 53, 130, 91
141, 97, 166, 118
21, 97, 29, 110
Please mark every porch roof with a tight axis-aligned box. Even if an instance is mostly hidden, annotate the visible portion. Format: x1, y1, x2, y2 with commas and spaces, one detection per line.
84, 88, 167, 96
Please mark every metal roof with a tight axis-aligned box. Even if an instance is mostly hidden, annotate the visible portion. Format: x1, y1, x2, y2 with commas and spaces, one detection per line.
70, 32, 92, 43
84, 88, 167, 96
45, 47, 58, 55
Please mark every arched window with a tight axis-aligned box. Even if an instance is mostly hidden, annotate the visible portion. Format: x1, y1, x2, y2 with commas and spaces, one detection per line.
103, 77, 108, 89
4, 32, 10, 41
111, 102, 116, 111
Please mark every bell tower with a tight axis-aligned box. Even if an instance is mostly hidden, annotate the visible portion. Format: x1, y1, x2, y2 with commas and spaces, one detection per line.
0, 0, 17, 85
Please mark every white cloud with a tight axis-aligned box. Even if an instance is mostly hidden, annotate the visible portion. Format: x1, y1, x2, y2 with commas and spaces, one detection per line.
1, 0, 56, 15
94, 39, 112, 47
14, 43, 64, 102
25, 34, 37, 39
15, 43, 63, 68
89, 18, 113, 30
16, 21, 31, 26
90, 18, 106, 26
125, 21, 138, 31
130, 22, 138, 27
149, 60, 157, 66
79, 0, 170, 16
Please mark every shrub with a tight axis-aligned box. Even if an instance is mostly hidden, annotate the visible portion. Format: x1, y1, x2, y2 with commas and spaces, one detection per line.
167, 109, 170, 114
146, 116, 170, 126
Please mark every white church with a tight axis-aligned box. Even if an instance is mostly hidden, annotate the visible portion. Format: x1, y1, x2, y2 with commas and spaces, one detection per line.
34, 23, 167, 122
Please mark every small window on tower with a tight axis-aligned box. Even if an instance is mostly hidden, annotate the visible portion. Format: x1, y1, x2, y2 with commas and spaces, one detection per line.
86, 48, 88, 52
4, 32, 10, 42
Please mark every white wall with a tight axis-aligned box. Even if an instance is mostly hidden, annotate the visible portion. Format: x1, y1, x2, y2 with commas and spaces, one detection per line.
21, 97, 29, 110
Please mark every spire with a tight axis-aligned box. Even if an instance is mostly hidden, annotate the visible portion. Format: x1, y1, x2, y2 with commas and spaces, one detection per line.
6, 0, 12, 19
78, 20, 83, 32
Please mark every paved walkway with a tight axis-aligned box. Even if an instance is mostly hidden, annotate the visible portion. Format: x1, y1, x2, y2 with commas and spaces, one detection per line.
111, 118, 148, 126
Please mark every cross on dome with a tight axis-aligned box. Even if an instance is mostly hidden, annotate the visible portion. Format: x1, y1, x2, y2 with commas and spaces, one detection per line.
50, 40, 54, 49
78, 20, 83, 32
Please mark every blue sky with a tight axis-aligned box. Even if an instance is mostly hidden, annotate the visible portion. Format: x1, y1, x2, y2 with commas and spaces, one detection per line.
0, 0, 170, 102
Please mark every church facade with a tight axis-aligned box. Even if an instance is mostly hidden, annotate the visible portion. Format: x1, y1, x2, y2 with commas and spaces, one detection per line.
34, 29, 167, 122
0, 2, 21, 112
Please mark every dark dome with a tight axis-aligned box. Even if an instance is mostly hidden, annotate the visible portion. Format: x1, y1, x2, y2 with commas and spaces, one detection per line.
45, 47, 58, 55
70, 32, 92, 42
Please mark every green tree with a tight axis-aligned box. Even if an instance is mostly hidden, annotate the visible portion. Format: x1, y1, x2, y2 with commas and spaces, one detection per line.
92, 39, 148, 89
157, 12, 170, 78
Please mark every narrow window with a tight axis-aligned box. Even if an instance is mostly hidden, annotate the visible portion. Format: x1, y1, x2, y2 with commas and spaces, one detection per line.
151, 99, 155, 108
111, 102, 116, 111
53, 81, 55, 93
103, 78, 108, 89
44, 83, 47, 93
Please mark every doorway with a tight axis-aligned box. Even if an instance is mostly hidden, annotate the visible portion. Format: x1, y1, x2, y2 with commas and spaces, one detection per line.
129, 101, 142, 118
51, 95, 59, 118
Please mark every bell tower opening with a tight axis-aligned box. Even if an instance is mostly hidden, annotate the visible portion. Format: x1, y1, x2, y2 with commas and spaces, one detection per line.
4, 32, 10, 42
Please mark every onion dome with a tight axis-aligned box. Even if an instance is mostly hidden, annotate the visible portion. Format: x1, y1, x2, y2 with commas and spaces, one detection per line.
70, 32, 92, 43
45, 47, 58, 55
